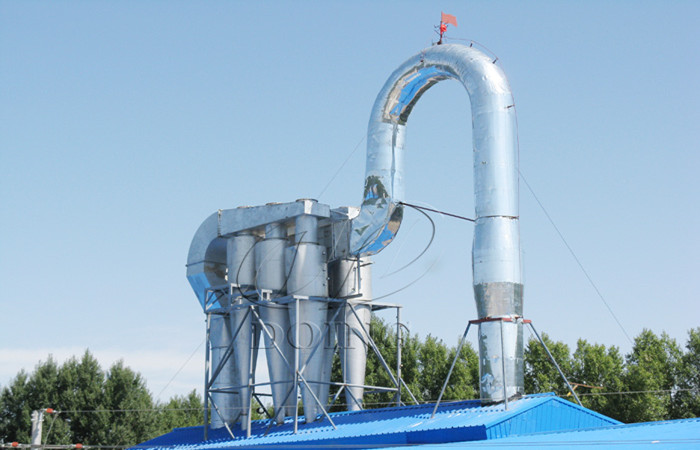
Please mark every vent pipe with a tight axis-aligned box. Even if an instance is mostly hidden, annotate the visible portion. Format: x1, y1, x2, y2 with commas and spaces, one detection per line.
351, 44, 523, 403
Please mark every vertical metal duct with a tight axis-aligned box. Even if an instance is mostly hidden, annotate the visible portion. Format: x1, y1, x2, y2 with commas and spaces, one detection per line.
286, 212, 330, 422
329, 258, 372, 410
209, 314, 237, 428
255, 223, 295, 424
226, 233, 258, 430
351, 44, 523, 403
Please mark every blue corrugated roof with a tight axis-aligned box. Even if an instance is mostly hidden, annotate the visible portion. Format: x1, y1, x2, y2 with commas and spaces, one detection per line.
410, 417, 700, 449
137, 394, 621, 449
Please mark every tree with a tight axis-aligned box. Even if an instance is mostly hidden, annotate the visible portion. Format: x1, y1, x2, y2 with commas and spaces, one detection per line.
415, 335, 478, 403
345, 316, 478, 409
524, 333, 573, 397
0, 351, 203, 447
361, 315, 417, 408
157, 390, 203, 433
571, 339, 625, 419
55, 351, 108, 445
3, 327, 700, 446
672, 328, 700, 419
101, 361, 157, 446
620, 329, 682, 423
0, 370, 31, 444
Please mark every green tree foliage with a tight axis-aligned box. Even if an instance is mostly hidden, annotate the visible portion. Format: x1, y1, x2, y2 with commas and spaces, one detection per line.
620, 330, 682, 423
101, 361, 157, 446
339, 316, 478, 409
674, 328, 700, 418
0, 370, 31, 444
524, 328, 700, 423
157, 390, 203, 434
570, 339, 625, 419
2, 326, 700, 447
524, 333, 572, 396
0, 351, 202, 446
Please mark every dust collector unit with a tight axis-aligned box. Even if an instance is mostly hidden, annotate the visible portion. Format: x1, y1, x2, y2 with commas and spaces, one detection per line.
185, 42, 523, 433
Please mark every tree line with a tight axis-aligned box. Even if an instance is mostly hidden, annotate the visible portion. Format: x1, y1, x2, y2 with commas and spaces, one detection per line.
1, 321, 698, 447
354, 318, 700, 424
0, 353, 201, 447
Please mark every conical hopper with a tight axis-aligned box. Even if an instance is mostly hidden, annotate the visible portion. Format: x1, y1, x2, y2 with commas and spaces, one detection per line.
227, 234, 258, 431
329, 258, 372, 410
286, 216, 329, 423
255, 225, 295, 424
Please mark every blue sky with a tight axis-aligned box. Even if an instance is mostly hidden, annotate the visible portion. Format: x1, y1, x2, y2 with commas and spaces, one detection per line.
1, 1, 699, 401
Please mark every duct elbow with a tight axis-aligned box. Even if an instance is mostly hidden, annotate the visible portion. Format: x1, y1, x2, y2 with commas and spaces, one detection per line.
186, 211, 227, 308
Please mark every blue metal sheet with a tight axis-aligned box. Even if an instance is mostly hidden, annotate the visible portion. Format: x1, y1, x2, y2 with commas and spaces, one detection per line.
137, 394, 622, 449
406, 418, 700, 449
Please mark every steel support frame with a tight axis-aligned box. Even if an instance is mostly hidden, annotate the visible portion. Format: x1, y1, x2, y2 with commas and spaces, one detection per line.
430, 317, 582, 419
202, 286, 417, 437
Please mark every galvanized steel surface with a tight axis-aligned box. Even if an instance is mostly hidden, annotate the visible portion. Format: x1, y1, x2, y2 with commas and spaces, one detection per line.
208, 315, 237, 429
329, 258, 373, 410
350, 43, 523, 402
255, 226, 295, 423
187, 200, 330, 308
188, 41, 527, 424
350, 43, 520, 259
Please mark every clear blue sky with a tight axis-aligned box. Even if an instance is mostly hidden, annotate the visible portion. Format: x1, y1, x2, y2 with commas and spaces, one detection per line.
1, 1, 699, 401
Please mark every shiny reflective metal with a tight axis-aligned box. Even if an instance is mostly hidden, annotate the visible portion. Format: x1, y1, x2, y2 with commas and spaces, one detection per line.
227, 233, 258, 431
255, 224, 295, 424
187, 200, 330, 309
329, 258, 372, 410
351, 43, 523, 402
190, 42, 525, 432
478, 320, 523, 402
286, 214, 329, 422
432, 318, 581, 419
208, 314, 237, 429
190, 200, 410, 435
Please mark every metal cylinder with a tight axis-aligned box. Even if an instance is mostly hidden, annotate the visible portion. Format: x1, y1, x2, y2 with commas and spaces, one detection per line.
227, 233, 259, 430
295, 214, 318, 244
329, 257, 372, 411
478, 320, 524, 402
256, 224, 287, 293
227, 232, 256, 295
209, 314, 238, 428
287, 215, 329, 422
350, 44, 524, 403
255, 223, 295, 423
30, 411, 43, 447
287, 243, 328, 297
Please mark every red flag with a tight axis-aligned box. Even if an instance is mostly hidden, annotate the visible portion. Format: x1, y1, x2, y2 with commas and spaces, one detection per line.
441, 12, 458, 27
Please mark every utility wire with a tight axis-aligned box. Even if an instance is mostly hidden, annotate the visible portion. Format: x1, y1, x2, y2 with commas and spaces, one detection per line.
518, 170, 634, 345
41, 384, 699, 415
316, 135, 366, 201
154, 340, 204, 401
380, 203, 438, 278
398, 201, 475, 222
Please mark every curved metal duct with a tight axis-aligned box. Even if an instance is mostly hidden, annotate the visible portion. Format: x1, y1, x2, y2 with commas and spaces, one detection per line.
351, 43, 523, 403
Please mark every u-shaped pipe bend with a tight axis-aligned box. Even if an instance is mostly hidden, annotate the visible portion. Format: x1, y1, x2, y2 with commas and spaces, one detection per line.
350, 42, 524, 402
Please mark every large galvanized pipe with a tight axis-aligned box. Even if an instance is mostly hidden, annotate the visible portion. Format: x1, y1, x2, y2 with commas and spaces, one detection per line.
226, 233, 258, 430
255, 223, 295, 424
329, 258, 372, 410
286, 212, 330, 422
351, 44, 523, 403
209, 314, 237, 428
